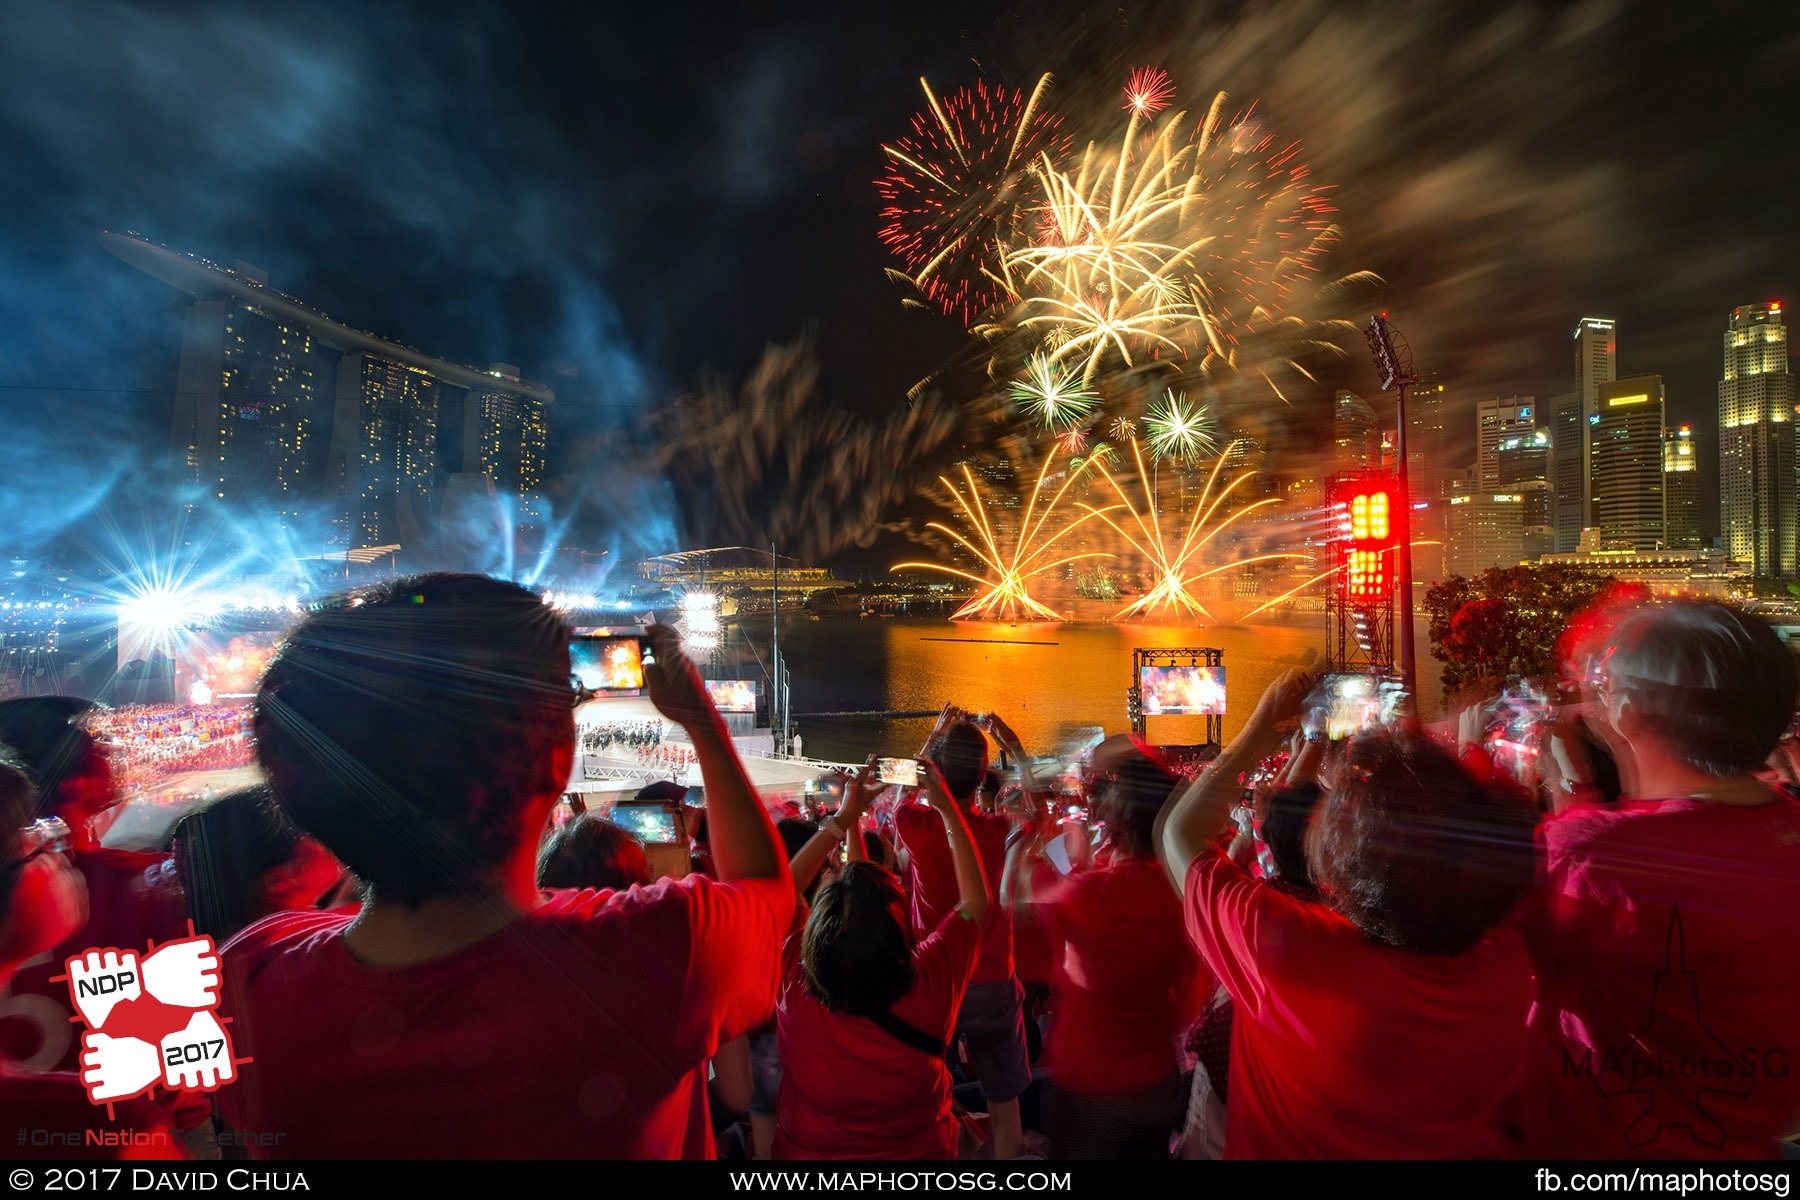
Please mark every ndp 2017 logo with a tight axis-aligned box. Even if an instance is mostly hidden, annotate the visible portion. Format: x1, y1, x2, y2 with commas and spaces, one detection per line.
50, 931, 248, 1110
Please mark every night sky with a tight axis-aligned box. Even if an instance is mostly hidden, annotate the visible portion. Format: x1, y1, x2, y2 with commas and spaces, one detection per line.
2, 0, 1796, 569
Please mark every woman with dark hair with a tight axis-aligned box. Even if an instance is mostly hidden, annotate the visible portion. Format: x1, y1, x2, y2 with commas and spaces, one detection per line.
775, 757, 990, 1159
536, 811, 653, 893
172, 787, 344, 943
1005, 735, 1207, 1159
1160, 671, 1539, 1158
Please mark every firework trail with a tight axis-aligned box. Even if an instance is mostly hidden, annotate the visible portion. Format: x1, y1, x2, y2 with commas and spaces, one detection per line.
893, 447, 1116, 621
1081, 439, 1301, 622
655, 337, 961, 563
877, 75, 1071, 323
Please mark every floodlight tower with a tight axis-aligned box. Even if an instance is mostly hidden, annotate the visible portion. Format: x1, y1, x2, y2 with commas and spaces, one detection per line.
1362, 314, 1419, 704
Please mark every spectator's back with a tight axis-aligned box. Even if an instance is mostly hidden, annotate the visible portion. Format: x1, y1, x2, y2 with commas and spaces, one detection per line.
221, 877, 785, 1157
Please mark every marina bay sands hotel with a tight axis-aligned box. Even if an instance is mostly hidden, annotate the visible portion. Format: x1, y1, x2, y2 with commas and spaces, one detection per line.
100, 230, 552, 554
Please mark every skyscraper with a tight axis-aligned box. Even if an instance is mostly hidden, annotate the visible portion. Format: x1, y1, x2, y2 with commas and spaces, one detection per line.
329, 353, 441, 549
168, 276, 325, 526
1591, 374, 1665, 551
1476, 396, 1536, 490
1498, 428, 1554, 559
466, 365, 550, 527
1718, 302, 1795, 579
1444, 489, 1525, 577
1549, 390, 1584, 552
1333, 390, 1379, 470
1574, 317, 1617, 527
1662, 425, 1701, 551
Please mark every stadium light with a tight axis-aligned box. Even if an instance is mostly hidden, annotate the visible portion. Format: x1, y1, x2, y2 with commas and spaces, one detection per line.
679, 589, 720, 654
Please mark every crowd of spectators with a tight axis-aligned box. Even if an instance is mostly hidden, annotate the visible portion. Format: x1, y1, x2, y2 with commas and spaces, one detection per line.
85, 703, 255, 794
0, 573, 1796, 1162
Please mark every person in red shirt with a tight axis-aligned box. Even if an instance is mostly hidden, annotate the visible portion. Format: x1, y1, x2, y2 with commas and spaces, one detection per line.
0, 697, 189, 1077
776, 756, 989, 1159
1160, 671, 1539, 1158
1005, 735, 1206, 1159
893, 710, 1030, 1159
1516, 599, 1800, 1158
0, 756, 180, 1160
216, 574, 793, 1159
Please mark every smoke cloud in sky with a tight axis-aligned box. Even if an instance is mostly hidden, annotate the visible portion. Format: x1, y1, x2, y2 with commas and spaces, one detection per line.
0, 0, 1794, 567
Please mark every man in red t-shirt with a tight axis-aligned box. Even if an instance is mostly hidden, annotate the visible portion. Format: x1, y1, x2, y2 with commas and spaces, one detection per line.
894, 711, 1029, 1159
216, 575, 793, 1158
1517, 600, 1800, 1158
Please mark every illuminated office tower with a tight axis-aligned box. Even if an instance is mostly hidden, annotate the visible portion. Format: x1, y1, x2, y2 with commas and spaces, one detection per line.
1718, 302, 1795, 578
1498, 428, 1554, 559
1445, 488, 1525, 577
1573, 317, 1618, 528
1549, 390, 1584, 552
1591, 375, 1665, 551
330, 354, 440, 549
1333, 390, 1378, 470
1476, 395, 1536, 490
1662, 425, 1701, 551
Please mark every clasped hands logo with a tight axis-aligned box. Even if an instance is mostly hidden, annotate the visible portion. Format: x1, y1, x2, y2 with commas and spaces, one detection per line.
52, 931, 247, 1111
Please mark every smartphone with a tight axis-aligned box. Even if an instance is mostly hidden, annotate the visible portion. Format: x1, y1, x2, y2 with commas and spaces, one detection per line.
569, 633, 653, 693
876, 756, 925, 788
607, 801, 680, 845
1303, 674, 1389, 741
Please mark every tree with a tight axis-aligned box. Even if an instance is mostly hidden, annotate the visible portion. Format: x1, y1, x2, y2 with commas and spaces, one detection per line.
1422, 565, 1649, 695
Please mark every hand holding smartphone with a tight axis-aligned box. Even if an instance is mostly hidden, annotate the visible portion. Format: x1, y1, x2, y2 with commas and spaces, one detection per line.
875, 756, 926, 788
569, 632, 653, 694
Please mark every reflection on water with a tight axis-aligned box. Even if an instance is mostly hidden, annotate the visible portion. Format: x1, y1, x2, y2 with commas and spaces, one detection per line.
775, 613, 1443, 763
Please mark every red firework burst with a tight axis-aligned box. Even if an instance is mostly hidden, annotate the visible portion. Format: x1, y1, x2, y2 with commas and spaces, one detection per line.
877, 75, 1070, 323
1122, 67, 1175, 116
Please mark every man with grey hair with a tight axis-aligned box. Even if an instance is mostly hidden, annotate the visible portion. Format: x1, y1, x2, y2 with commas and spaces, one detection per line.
1515, 599, 1800, 1158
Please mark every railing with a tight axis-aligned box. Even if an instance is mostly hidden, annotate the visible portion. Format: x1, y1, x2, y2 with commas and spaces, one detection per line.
737, 747, 860, 772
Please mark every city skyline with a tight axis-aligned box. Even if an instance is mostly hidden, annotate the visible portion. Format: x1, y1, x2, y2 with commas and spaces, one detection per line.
1, 1, 1796, 572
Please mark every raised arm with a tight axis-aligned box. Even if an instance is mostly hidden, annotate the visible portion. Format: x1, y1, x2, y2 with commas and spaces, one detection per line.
790, 764, 878, 899
918, 761, 991, 926
1158, 669, 1311, 894
644, 625, 788, 887
1000, 797, 1051, 912
979, 712, 1039, 797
